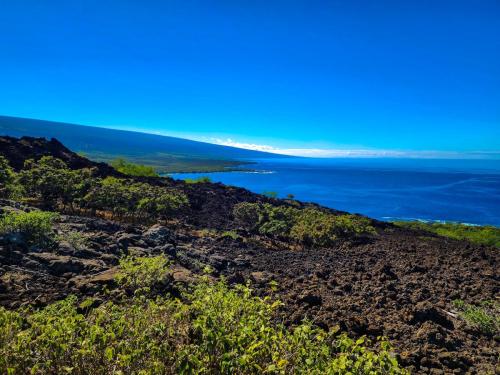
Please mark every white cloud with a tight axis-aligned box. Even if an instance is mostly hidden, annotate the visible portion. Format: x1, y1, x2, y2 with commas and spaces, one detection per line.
212, 138, 500, 159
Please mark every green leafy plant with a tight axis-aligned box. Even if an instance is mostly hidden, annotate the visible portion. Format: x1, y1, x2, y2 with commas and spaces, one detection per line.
453, 300, 499, 335
111, 158, 159, 177
233, 202, 375, 247
115, 255, 171, 294
258, 204, 298, 238
0, 210, 58, 247
0, 278, 408, 374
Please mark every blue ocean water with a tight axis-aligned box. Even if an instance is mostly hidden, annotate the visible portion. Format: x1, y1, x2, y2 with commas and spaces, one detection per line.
169, 158, 500, 226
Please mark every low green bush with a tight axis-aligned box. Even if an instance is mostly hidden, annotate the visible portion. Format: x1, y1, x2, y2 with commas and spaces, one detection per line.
453, 300, 499, 335
115, 254, 171, 294
290, 208, 377, 247
258, 204, 298, 238
233, 202, 262, 230
233, 202, 376, 247
0, 275, 408, 374
0, 210, 58, 247
393, 221, 500, 248
64, 231, 89, 250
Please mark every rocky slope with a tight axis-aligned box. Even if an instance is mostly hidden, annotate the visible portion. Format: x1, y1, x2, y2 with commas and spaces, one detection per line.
0, 136, 498, 374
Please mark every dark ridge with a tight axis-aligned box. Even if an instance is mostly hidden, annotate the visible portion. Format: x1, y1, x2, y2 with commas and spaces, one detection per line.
0, 135, 120, 177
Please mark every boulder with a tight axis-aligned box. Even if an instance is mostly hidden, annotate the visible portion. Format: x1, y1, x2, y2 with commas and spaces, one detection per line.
143, 224, 174, 246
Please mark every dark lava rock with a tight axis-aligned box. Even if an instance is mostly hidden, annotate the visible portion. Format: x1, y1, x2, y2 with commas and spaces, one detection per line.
410, 302, 454, 330
143, 224, 175, 246
298, 292, 322, 307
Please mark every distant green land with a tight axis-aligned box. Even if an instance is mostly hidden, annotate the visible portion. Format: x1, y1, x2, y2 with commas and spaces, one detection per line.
85, 151, 252, 173
393, 221, 500, 247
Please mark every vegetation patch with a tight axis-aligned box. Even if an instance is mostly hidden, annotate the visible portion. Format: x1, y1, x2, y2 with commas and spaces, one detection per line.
83, 176, 189, 221
0, 210, 58, 247
58, 230, 89, 251
2, 156, 189, 222
115, 254, 171, 295
0, 270, 407, 374
220, 230, 242, 241
393, 221, 500, 247
111, 158, 159, 177
453, 300, 499, 336
233, 202, 376, 247
184, 176, 212, 184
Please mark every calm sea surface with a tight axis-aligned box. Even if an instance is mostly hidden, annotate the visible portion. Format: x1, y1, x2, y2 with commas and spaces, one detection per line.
169, 158, 500, 226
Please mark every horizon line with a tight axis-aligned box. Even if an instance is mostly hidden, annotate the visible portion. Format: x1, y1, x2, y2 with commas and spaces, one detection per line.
2, 114, 499, 160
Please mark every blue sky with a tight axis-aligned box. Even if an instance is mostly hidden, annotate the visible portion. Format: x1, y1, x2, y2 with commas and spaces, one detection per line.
0, 1, 499, 157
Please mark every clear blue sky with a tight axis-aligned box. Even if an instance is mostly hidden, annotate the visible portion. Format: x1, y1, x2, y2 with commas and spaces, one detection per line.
0, 1, 499, 156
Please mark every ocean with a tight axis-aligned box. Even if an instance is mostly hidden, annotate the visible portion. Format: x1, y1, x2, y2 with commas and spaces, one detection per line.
169, 158, 500, 226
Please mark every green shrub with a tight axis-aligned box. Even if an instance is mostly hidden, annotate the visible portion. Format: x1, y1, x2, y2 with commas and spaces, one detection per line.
453, 300, 499, 335
0, 156, 19, 198
233, 202, 262, 230
258, 204, 298, 238
18, 156, 95, 210
57, 230, 89, 251
84, 176, 189, 220
234, 202, 376, 247
0, 210, 58, 247
184, 176, 212, 184
111, 158, 158, 177
0, 295, 185, 374
14, 157, 187, 222
115, 255, 171, 294
393, 221, 500, 248
290, 210, 375, 247
0, 278, 408, 374
220, 230, 241, 240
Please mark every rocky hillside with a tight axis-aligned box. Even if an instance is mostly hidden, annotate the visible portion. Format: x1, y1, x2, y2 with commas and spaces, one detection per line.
0, 136, 498, 374
0, 135, 118, 176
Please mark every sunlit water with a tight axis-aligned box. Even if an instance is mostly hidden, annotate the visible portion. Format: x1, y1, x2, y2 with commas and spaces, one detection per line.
168, 158, 500, 226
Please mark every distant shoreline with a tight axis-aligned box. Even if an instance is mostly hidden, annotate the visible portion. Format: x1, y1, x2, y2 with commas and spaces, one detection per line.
159, 162, 257, 175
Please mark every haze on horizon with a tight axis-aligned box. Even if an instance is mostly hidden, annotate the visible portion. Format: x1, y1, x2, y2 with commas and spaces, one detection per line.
0, 1, 499, 158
